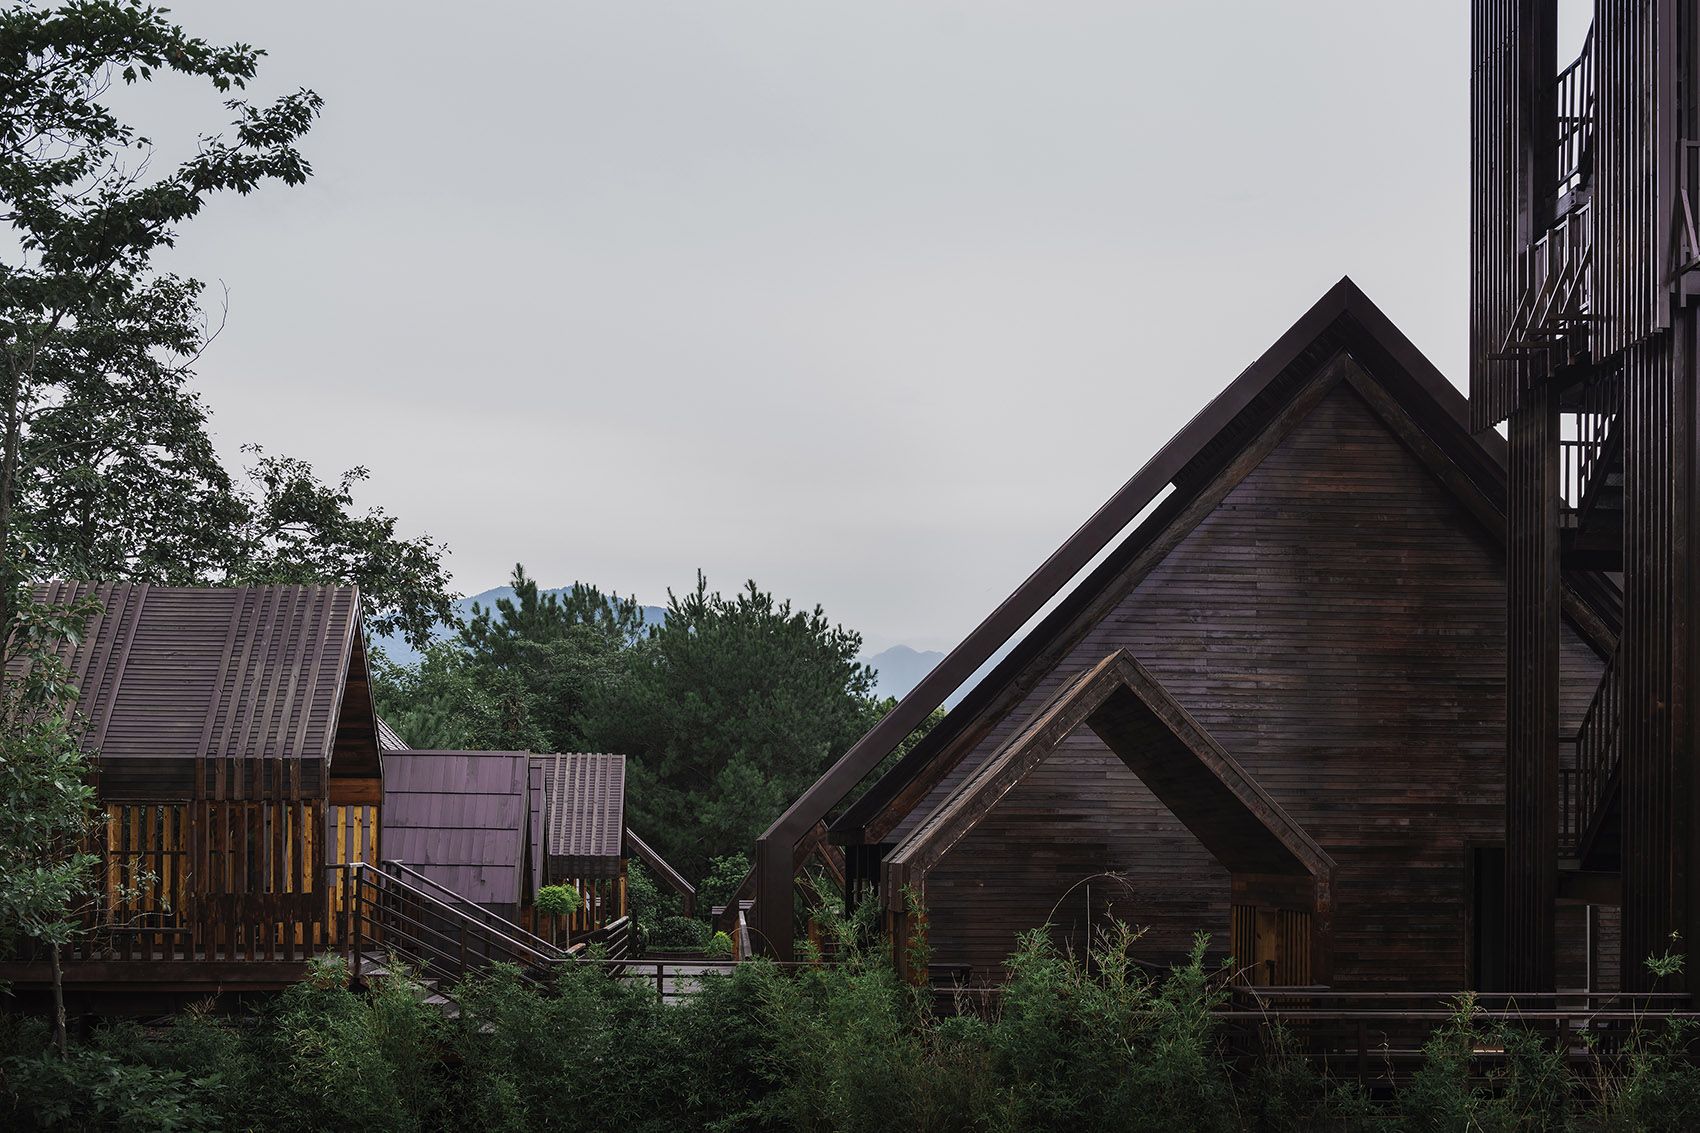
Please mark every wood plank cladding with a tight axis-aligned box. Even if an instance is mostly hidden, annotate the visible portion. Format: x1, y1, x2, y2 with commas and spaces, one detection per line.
1470, 0, 1555, 430
887, 377, 1608, 989
31, 583, 362, 800
1618, 323, 1694, 989
1591, 0, 1674, 361
1505, 386, 1562, 990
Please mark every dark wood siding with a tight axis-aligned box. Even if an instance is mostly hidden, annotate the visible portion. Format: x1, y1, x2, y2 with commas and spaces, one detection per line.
1592, 0, 1673, 360
1618, 322, 1697, 987
919, 381, 1605, 987
1470, 0, 1549, 429
32, 583, 361, 800
927, 756, 1227, 974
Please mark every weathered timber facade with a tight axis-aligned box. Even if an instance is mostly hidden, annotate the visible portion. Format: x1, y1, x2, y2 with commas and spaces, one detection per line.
0, 584, 384, 1005
1473, 1, 1700, 991
763, 281, 1620, 992
382, 749, 534, 922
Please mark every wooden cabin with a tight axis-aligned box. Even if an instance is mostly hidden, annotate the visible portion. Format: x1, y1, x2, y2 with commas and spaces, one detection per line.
760, 281, 1622, 991
530, 753, 628, 938
381, 750, 534, 922
0, 583, 384, 1011
1471, 0, 1699, 992
374, 728, 663, 942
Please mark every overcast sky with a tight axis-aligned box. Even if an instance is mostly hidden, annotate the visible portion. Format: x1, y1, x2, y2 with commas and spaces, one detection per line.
133, 2, 1591, 656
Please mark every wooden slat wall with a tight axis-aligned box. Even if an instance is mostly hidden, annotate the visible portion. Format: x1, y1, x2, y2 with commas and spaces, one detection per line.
97, 804, 189, 961
1279, 909, 1312, 986
918, 383, 1607, 989
1505, 385, 1562, 990
1471, 0, 1555, 431
1618, 323, 1693, 990
92, 801, 325, 962
325, 804, 381, 946
1592, 0, 1673, 361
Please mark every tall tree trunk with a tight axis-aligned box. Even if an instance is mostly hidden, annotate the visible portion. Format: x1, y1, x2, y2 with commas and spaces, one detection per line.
0, 361, 21, 576
48, 939, 67, 1060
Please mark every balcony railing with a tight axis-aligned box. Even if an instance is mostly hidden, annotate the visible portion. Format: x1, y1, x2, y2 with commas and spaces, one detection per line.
1561, 642, 1621, 858
1559, 369, 1622, 513
1557, 24, 1595, 200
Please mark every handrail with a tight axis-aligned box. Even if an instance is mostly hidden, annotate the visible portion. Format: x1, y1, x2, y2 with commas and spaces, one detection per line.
624, 828, 697, 918
338, 862, 566, 986
1556, 23, 1595, 198
379, 859, 562, 957
356, 862, 564, 963
1565, 641, 1622, 856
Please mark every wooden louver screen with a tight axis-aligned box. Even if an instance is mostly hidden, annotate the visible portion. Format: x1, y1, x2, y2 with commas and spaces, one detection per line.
95, 801, 331, 962
1231, 903, 1312, 987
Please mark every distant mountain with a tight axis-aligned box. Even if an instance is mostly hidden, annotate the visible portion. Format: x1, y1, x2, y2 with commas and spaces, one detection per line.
374, 586, 954, 710
864, 644, 946, 702
369, 585, 668, 667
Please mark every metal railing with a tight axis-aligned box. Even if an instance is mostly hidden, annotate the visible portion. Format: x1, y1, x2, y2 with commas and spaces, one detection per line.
1557, 25, 1595, 198
337, 861, 566, 988
1219, 987, 1695, 1089
1562, 644, 1622, 857
378, 859, 561, 957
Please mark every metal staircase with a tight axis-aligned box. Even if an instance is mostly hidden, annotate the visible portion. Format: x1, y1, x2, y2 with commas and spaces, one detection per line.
1560, 377, 1624, 572
1561, 643, 1621, 869
339, 860, 571, 990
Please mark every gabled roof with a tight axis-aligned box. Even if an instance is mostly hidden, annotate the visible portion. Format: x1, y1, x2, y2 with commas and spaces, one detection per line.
885, 649, 1336, 900
35, 581, 364, 769
752, 277, 1620, 959
534, 753, 627, 880
382, 749, 532, 908
376, 715, 409, 752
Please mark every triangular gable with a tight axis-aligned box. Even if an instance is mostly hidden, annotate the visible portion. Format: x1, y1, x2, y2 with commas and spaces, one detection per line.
32, 582, 367, 801
839, 306, 1619, 849
884, 649, 1336, 984
752, 279, 1617, 961
885, 649, 1335, 895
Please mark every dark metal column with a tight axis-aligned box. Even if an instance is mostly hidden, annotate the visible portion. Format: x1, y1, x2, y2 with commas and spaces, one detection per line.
1505, 382, 1561, 991
1621, 326, 1694, 990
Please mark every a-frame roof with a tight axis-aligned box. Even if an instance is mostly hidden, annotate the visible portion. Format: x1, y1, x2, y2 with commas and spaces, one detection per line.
383, 749, 533, 909
534, 753, 627, 881
752, 277, 1619, 959
36, 581, 366, 762
831, 280, 1622, 846
884, 649, 1336, 899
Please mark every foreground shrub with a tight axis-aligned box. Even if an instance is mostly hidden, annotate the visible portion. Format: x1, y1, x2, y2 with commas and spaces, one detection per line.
1398, 993, 1570, 1132
993, 925, 1236, 1133
649, 915, 711, 951
0, 1016, 215, 1133
11, 931, 1700, 1130
753, 898, 1000, 1133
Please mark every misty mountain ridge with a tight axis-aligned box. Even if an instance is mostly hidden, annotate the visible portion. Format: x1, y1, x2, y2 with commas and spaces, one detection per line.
369, 585, 668, 667
372, 585, 946, 703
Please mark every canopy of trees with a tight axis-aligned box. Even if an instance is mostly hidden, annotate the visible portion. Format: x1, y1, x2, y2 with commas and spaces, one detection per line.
0, 0, 454, 645
374, 566, 887, 884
